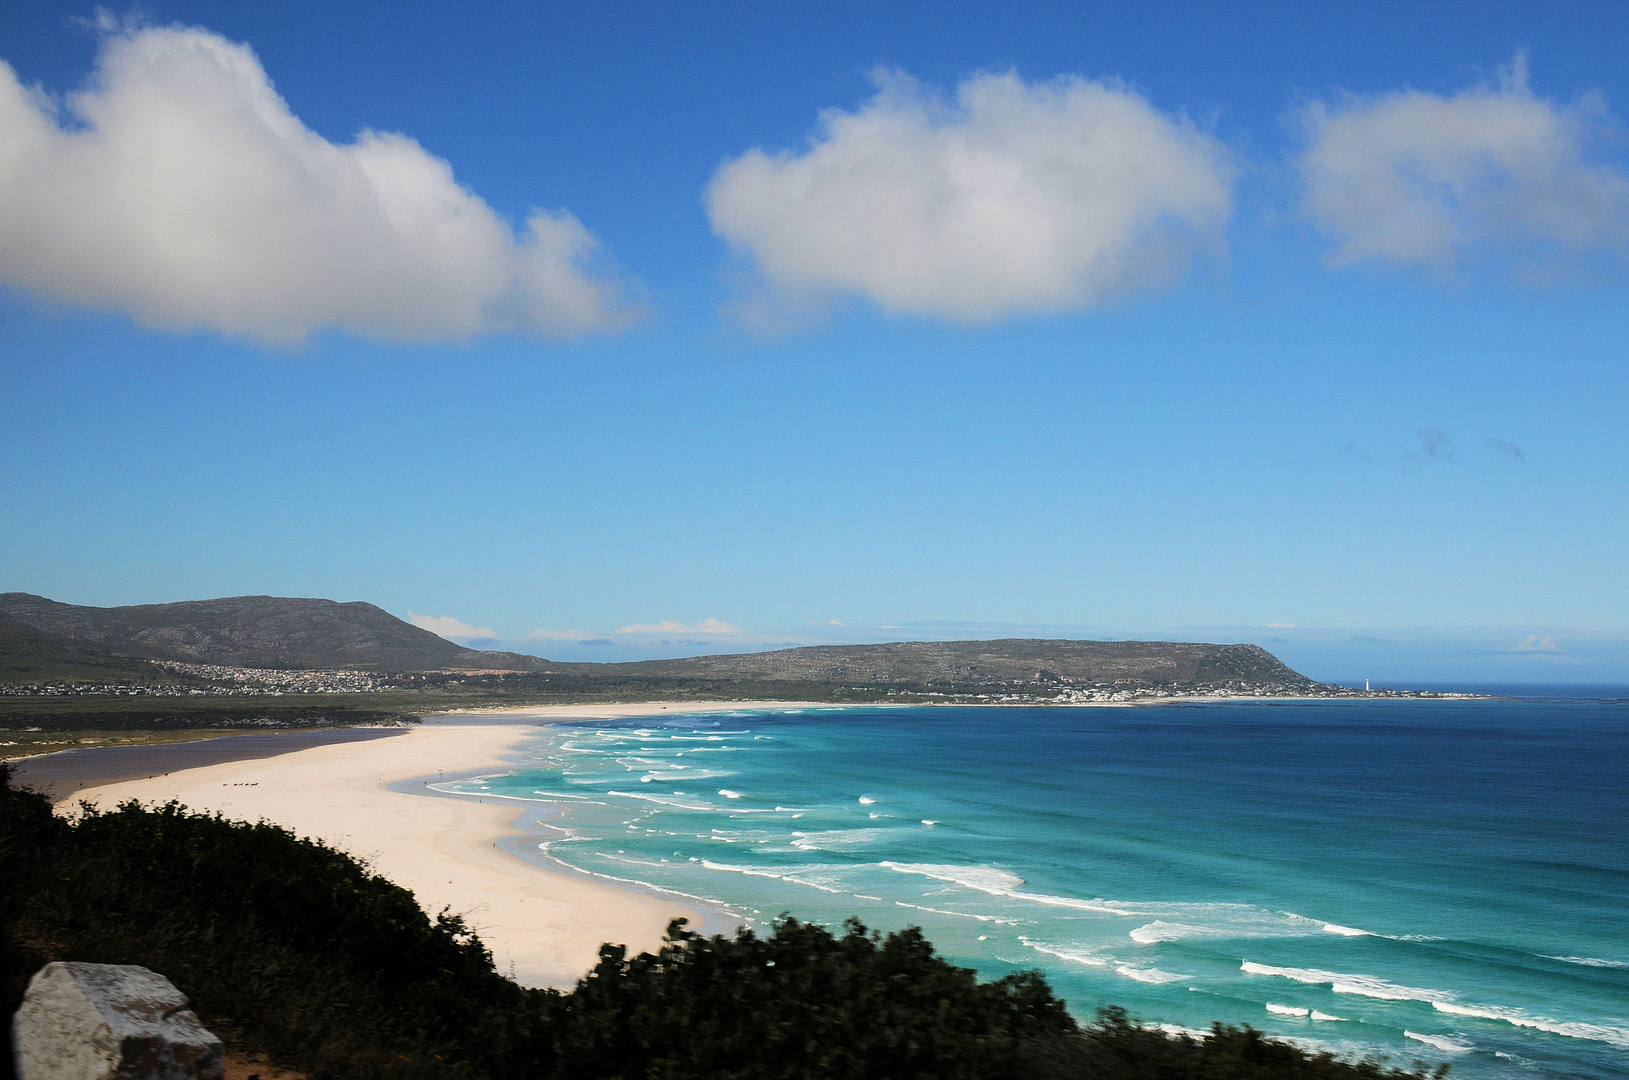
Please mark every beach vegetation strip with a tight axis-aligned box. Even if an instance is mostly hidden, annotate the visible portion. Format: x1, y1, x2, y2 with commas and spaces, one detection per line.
3, 765, 1444, 1080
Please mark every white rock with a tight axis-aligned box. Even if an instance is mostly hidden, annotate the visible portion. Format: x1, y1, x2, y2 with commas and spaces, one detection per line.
12, 962, 224, 1080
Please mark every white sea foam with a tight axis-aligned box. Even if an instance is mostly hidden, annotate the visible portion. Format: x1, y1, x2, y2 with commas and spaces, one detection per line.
426, 785, 559, 805
606, 791, 719, 811
1542, 954, 1629, 969
1243, 962, 1629, 1050
1128, 909, 1348, 943
879, 862, 1026, 894
700, 859, 786, 880
1433, 1001, 1629, 1049
1017, 937, 1112, 967
718, 789, 743, 799
700, 860, 851, 895
1310, 1012, 1346, 1022
895, 901, 1011, 923
1405, 1032, 1474, 1054
647, 767, 733, 782
880, 864, 1288, 923
1321, 923, 1372, 937
782, 869, 855, 894
791, 829, 883, 850
1266, 1003, 1310, 1017
1240, 962, 1449, 1003
1131, 921, 1225, 944
921, 819, 939, 826
858, 796, 876, 805
1116, 965, 1190, 984
995, 886, 1134, 914
1157, 1024, 1212, 1041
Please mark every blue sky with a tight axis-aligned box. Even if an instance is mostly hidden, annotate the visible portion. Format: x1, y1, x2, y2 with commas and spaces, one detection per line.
2, 1, 1626, 682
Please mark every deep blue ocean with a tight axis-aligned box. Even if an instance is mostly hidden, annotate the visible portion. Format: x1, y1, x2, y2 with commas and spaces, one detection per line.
440, 699, 1629, 1078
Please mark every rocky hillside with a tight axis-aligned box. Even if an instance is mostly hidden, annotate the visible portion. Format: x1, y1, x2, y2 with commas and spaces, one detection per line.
0, 593, 546, 674
0, 593, 1319, 697
586, 638, 1316, 694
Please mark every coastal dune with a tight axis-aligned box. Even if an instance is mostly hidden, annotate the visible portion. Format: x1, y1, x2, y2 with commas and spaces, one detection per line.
62, 709, 768, 989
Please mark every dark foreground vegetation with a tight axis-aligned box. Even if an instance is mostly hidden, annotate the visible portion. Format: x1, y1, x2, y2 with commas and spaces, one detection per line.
1, 693, 419, 733
3, 766, 1442, 1080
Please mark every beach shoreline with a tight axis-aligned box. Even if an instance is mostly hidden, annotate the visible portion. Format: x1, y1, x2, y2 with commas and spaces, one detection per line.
21, 694, 1474, 989
55, 700, 842, 989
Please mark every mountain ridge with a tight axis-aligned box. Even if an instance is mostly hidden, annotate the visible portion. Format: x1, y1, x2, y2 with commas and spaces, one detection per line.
566, 637, 1314, 691
0, 592, 1319, 693
0, 593, 548, 674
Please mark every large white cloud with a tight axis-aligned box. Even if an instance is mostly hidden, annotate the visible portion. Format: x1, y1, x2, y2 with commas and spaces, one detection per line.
0, 24, 629, 342
1297, 57, 1629, 272
705, 70, 1232, 322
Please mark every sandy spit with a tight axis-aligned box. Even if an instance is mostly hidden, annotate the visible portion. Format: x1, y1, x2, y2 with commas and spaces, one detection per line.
64, 701, 840, 989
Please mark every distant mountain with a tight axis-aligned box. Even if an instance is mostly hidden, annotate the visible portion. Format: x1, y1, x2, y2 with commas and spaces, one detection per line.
0, 593, 1319, 696
582, 638, 1316, 693
0, 593, 547, 674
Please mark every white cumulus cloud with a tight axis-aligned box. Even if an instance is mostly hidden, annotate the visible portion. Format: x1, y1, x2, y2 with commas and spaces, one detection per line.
1297, 55, 1629, 273
408, 612, 498, 640
706, 69, 1232, 323
0, 23, 631, 342
615, 619, 742, 636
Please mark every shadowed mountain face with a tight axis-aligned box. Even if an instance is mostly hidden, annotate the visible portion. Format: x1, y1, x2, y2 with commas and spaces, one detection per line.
0, 593, 545, 673
0, 617, 163, 683
585, 638, 1315, 691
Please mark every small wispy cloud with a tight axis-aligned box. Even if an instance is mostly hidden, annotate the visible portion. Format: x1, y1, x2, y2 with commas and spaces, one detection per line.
1417, 428, 1456, 460
1336, 443, 1372, 465
1508, 634, 1564, 654
408, 612, 497, 640
615, 618, 743, 636
528, 627, 592, 641
1485, 437, 1526, 460
1266, 622, 1297, 628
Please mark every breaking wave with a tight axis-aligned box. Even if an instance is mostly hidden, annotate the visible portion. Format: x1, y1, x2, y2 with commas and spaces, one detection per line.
1241, 962, 1450, 1003
1116, 965, 1190, 984
1433, 1001, 1629, 1050
1405, 1032, 1474, 1054
1244, 962, 1629, 1049
1542, 955, 1629, 970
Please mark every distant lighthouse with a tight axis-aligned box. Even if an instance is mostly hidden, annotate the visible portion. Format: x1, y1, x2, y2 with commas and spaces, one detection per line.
1365, 679, 1371, 692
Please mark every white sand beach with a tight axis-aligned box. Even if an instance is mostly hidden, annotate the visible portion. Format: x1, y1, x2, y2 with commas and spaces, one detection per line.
65, 702, 828, 989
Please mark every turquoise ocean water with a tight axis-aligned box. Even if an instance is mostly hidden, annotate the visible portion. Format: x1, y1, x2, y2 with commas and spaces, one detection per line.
437, 699, 1628, 1079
